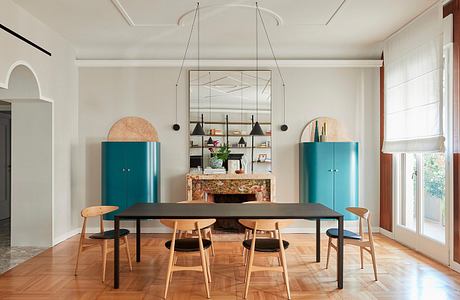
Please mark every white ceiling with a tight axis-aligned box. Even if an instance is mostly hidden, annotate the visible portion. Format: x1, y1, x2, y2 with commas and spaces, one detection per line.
12, 0, 439, 60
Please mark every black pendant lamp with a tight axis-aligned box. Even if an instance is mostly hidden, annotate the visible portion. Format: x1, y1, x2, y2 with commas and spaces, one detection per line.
191, 3, 205, 136
192, 117, 205, 136
250, 3, 265, 136
238, 72, 247, 146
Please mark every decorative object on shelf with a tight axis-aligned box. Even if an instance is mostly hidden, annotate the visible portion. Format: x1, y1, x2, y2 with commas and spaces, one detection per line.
209, 157, 223, 169
108, 117, 159, 142
320, 122, 328, 142
314, 120, 320, 142
257, 154, 267, 162
228, 159, 240, 174
250, 3, 264, 137
209, 144, 230, 169
300, 117, 350, 142
238, 137, 247, 147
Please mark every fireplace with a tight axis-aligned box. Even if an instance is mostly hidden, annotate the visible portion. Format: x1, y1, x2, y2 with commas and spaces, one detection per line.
212, 194, 256, 232
185, 173, 275, 232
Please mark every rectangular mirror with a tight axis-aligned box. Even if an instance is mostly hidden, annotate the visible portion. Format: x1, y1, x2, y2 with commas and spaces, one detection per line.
189, 70, 272, 174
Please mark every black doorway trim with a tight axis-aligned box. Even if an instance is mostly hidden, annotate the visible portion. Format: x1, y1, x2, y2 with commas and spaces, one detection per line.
0, 23, 51, 56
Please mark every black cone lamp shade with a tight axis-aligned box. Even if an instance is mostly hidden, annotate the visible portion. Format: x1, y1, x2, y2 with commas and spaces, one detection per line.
238, 136, 247, 146
250, 121, 265, 136
207, 137, 214, 145
191, 122, 205, 136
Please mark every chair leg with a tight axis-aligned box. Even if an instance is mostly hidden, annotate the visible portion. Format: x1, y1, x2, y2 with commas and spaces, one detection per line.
123, 236, 133, 271
74, 240, 83, 276
169, 255, 178, 284
280, 249, 291, 300
164, 249, 175, 299
244, 248, 255, 299
360, 246, 364, 269
205, 250, 212, 283
325, 237, 332, 269
101, 240, 108, 283
370, 245, 378, 281
207, 229, 215, 257
199, 247, 211, 298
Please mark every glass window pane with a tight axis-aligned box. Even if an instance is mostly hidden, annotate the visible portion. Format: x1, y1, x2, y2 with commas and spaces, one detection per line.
421, 153, 446, 243
400, 153, 417, 231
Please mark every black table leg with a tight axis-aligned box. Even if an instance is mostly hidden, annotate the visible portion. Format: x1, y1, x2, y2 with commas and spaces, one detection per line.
337, 216, 344, 289
114, 216, 120, 289
316, 219, 321, 262
136, 218, 141, 262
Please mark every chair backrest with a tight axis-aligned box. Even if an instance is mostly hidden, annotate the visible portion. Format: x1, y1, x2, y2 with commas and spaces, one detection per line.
81, 205, 119, 217
160, 219, 216, 231
238, 219, 292, 231
79, 205, 119, 238
346, 207, 372, 241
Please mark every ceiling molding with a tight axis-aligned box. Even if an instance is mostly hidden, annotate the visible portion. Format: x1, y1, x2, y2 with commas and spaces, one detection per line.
177, 4, 283, 26
111, 0, 176, 27
76, 59, 383, 68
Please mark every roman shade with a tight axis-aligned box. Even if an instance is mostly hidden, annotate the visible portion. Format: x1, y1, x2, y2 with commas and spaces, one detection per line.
383, 4, 444, 153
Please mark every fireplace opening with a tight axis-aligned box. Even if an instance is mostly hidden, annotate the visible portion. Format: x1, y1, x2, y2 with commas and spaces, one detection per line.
211, 194, 257, 232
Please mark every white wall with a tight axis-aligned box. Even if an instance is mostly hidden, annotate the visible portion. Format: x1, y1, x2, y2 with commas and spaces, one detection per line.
77, 66, 380, 230
11, 100, 52, 247
0, 0, 78, 245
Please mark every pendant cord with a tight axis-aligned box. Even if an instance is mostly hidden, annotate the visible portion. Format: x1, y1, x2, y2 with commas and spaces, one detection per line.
175, 2, 199, 125
255, 2, 259, 122
241, 72, 244, 126
257, 5, 287, 124
175, 3, 198, 85
197, 2, 200, 121
175, 84, 178, 123
209, 71, 211, 123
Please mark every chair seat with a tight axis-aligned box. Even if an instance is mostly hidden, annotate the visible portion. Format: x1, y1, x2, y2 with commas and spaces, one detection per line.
89, 228, 130, 240
165, 238, 212, 252
242, 238, 289, 252
326, 228, 361, 240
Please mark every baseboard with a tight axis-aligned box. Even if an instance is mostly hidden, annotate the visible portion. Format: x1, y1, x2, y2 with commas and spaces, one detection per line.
53, 228, 80, 245
450, 260, 460, 273
379, 227, 394, 239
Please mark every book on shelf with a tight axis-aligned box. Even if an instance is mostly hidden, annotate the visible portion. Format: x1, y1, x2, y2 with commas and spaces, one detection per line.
204, 167, 226, 174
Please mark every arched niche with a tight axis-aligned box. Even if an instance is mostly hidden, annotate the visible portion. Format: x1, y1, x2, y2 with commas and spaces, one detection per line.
0, 62, 53, 247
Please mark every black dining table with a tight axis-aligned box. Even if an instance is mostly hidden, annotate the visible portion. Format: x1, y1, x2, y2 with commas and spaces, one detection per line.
113, 202, 344, 289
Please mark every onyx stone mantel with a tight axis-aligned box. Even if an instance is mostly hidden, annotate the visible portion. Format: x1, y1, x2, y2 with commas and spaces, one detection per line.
186, 173, 276, 202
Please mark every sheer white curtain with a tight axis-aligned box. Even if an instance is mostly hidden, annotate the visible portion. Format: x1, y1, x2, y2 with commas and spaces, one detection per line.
383, 4, 444, 153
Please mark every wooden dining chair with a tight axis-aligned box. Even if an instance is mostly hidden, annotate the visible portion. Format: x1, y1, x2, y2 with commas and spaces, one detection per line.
238, 219, 292, 299
160, 218, 216, 299
178, 200, 215, 256
74, 205, 133, 283
325, 207, 378, 281
240, 201, 273, 264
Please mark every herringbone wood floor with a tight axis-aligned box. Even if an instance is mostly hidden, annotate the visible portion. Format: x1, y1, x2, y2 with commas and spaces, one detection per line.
0, 233, 459, 299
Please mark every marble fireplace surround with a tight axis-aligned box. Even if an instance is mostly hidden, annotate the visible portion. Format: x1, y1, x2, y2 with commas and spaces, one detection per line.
186, 173, 275, 202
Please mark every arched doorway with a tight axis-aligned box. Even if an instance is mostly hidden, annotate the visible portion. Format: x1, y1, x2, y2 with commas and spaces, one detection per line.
0, 63, 53, 247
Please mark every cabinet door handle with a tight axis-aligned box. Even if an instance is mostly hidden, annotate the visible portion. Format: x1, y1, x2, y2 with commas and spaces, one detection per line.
328, 169, 333, 172
334, 169, 339, 172
122, 168, 126, 172
127, 168, 131, 172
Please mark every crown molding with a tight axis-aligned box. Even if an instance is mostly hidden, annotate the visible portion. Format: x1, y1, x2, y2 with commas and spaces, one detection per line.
76, 59, 383, 68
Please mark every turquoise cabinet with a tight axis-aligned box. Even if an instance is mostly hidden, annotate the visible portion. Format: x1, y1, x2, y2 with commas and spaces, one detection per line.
299, 142, 358, 220
102, 142, 160, 220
